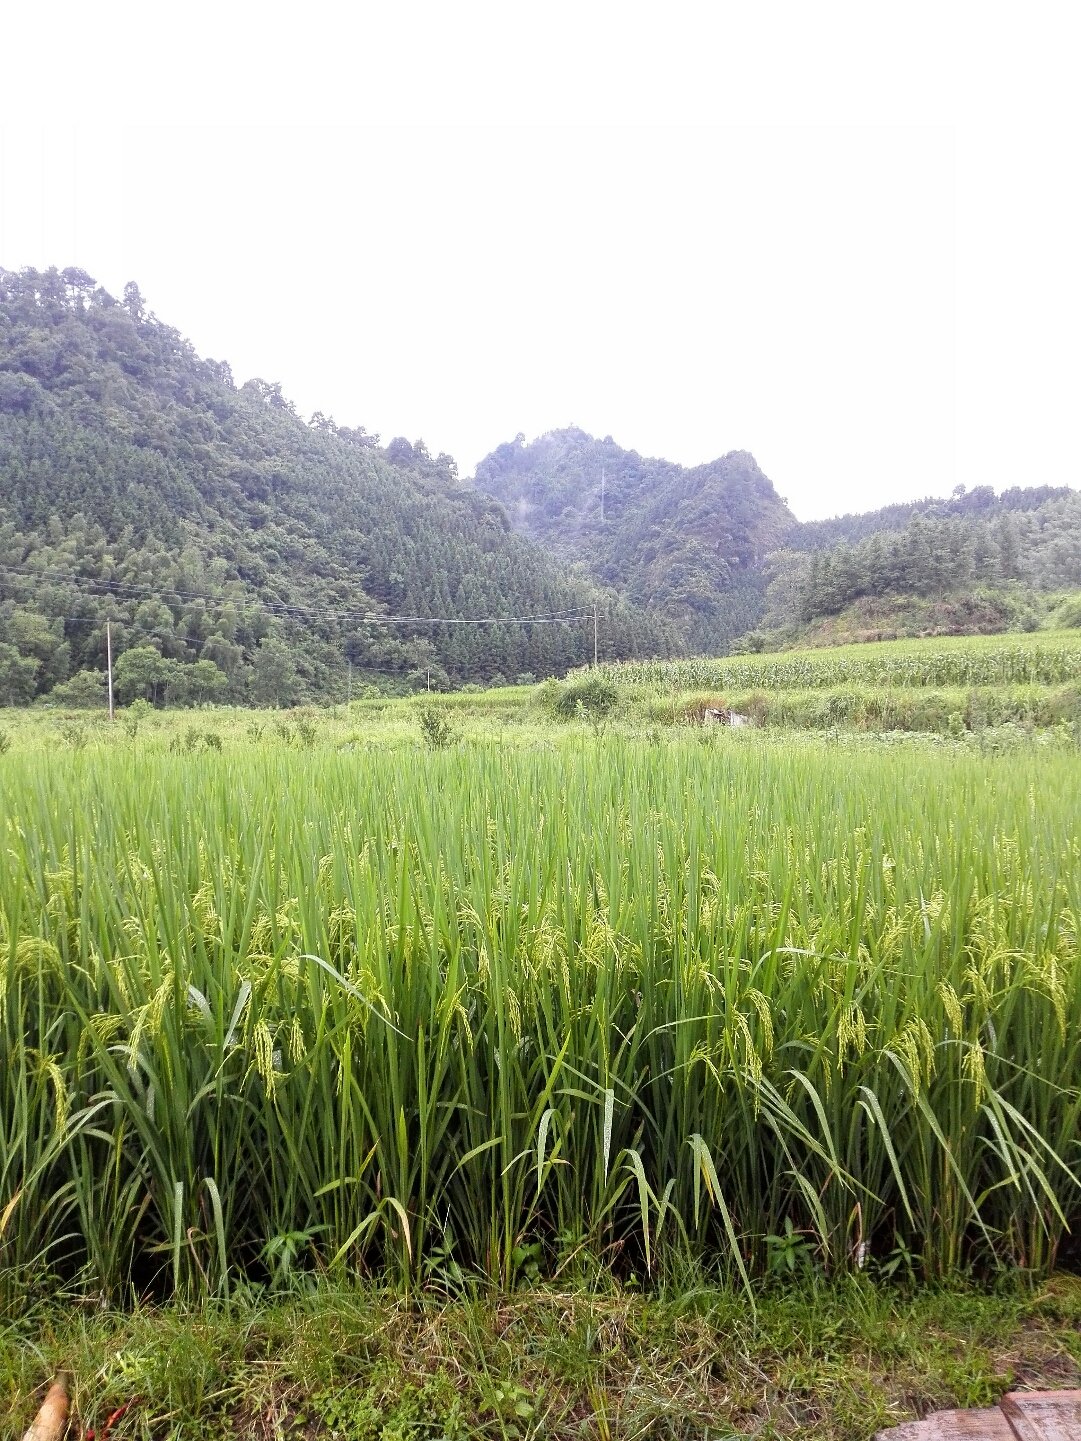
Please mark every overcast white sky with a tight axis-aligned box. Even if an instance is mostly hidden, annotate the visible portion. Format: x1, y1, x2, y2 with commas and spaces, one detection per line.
0, 3, 1077, 520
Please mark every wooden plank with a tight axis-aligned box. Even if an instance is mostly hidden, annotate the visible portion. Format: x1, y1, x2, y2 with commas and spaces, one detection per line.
1000, 1390, 1081, 1441
875, 1409, 1015, 1440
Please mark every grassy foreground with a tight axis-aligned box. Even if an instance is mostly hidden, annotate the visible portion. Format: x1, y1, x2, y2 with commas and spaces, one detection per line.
2, 649, 1080, 1439
4, 1279, 1081, 1439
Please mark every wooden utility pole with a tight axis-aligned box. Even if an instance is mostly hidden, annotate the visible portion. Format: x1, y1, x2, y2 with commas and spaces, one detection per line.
593, 605, 598, 667
106, 620, 115, 721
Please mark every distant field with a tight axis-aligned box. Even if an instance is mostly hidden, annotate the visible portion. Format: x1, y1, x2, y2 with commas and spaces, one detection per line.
4, 626, 1081, 758
592, 628, 1081, 691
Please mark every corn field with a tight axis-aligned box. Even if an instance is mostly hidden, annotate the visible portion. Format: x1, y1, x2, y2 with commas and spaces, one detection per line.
2, 736, 1079, 1302
594, 631, 1081, 693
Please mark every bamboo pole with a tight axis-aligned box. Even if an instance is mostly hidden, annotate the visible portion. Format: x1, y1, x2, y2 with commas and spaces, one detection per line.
22, 1374, 69, 1441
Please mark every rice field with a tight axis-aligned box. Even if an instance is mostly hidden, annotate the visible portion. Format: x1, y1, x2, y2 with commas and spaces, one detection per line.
1, 726, 1080, 1306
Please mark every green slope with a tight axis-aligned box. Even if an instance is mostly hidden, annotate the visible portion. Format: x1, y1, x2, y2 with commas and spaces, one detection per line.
0, 268, 672, 705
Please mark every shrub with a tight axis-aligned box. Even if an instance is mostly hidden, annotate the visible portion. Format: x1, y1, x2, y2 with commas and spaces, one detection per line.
418, 705, 454, 749
122, 697, 152, 740
555, 675, 619, 720
533, 679, 563, 715
1051, 596, 1081, 630
49, 669, 106, 708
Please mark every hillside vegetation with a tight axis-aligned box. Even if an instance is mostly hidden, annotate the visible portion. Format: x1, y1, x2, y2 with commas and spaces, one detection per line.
4, 264, 1079, 711
753, 486, 1081, 646
0, 267, 670, 706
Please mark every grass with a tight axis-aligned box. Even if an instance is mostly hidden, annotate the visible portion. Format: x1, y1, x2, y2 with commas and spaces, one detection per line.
4, 1277, 1081, 1438
2, 633, 1080, 1437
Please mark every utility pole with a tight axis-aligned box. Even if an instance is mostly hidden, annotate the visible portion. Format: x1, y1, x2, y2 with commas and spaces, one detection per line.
105, 620, 115, 721
593, 605, 598, 667
426, 667, 431, 692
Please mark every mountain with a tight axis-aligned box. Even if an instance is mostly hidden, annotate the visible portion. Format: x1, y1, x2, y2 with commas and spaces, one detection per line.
473, 428, 796, 652
0, 268, 673, 706
474, 430, 1081, 651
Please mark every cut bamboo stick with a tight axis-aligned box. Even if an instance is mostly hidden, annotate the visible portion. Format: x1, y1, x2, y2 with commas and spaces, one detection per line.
22, 1374, 69, 1441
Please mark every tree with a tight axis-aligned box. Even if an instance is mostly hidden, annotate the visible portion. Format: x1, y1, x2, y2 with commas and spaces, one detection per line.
115, 645, 167, 704
122, 281, 145, 320
50, 669, 106, 707
251, 638, 301, 707
188, 658, 229, 704
61, 267, 96, 308
996, 514, 1021, 580
0, 642, 38, 704
385, 437, 415, 465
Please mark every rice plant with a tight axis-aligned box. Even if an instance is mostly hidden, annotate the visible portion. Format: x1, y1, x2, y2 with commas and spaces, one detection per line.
1, 733, 1078, 1303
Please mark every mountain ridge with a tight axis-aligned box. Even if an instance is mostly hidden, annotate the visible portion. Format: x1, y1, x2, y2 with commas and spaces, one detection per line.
473, 427, 795, 651
473, 426, 1081, 650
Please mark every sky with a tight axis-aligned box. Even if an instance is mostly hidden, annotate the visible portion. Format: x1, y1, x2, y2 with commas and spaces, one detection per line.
0, 3, 1077, 521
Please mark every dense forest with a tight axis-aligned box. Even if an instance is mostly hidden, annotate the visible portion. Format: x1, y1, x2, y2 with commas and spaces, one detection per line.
759, 489, 1081, 638
0, 268, 672, 706
473, 429, 795, 652
791, 482, 1076, 550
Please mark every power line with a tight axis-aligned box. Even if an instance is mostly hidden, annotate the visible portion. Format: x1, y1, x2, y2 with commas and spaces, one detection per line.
0, 563, 594, 627
44, 612, 589, 629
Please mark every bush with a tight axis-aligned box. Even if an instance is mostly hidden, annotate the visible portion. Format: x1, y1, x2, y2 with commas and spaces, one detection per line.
1051, 596, 1081, 631
49, 669, 106, 708
732, 631, 766, 654
554, 675, 619, 720
418, 705, 454, 749
533, 679, 563, 715
675, 694, 731, 725
122, 696, 152, 740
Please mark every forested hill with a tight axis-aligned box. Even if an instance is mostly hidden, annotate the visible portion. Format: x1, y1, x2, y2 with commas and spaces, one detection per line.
758, 485, 1081, 643
473, 429, 795, 652
475, 429, 1081, 651
791, 483, 1077, 550
0, 268, 672, 706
